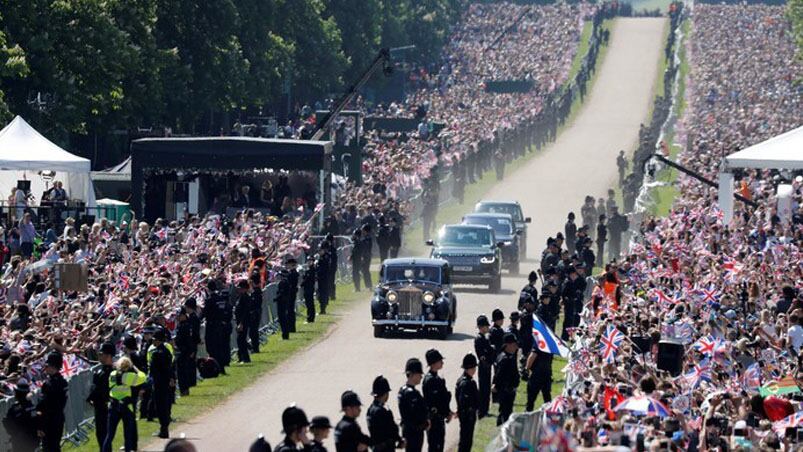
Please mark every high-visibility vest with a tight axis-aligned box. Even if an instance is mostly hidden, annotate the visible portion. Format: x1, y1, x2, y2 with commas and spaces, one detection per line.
108, 369, 147, 403
147, 343, 174, 365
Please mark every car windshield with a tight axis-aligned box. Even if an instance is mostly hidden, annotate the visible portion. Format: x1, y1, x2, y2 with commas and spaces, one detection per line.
383, 265, 441, 284
476, 203, 523, 222
438, 227, 493, 247
464, 216, 513, 237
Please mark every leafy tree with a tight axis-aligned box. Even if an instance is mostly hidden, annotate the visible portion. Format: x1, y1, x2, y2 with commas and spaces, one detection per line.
324, 0, 382, 83
0, 11, 28, 123
790, 0, 803, 62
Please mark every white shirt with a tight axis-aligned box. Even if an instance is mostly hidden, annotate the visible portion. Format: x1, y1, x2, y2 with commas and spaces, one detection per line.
788, 324, 803, 352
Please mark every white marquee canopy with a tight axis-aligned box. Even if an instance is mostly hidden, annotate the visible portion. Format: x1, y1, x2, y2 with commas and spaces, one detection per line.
0, 115, 95, 207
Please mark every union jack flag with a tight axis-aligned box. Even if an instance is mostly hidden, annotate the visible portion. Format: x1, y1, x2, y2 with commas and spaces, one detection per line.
599, 325, 625, 364
544, 396, 568, 413
722, 257, 743, 282
155, 228, 168, 241
695, 285, 721, 305
683, 359, 712, 389
693, 335, 720, 356
61, 354, 86, 378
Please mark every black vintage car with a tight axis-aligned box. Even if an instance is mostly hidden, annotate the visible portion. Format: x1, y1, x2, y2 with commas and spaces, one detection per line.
370, 258, 457, 339
474, 200, 531, 259
427, 224, 504, 292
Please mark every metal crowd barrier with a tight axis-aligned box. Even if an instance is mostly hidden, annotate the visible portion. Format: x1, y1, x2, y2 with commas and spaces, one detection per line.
0, 281, 303, 449
486, 409, 545, 452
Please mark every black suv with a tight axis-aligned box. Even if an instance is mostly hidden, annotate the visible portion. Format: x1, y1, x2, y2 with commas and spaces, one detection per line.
370, 258, 457, 339
474, 201, 531, 259
462, 212, 520, 274
427, 224, 503, 292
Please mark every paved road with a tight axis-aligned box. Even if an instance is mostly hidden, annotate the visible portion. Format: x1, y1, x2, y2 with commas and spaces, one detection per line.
146, 17, 666, 452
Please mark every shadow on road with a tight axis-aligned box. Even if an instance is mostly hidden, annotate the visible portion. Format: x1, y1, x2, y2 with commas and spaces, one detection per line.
454, 287, 516, 296
376, 331, 474, 342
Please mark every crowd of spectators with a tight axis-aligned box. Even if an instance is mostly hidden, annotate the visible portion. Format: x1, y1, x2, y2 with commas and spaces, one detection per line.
542, 5, 803, 450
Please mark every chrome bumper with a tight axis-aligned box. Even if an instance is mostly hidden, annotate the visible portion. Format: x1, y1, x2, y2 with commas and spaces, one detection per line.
373, 319, 450, 327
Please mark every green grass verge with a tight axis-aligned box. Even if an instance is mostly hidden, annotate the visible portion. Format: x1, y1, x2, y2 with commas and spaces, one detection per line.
648, 19, 690, 217
628, 0, 672, 14
566, 21, 594, 86
65, 280, 372, 452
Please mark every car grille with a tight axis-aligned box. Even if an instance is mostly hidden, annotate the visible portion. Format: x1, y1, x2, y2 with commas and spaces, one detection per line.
444, 255, 481, 266
396, 287, 423, 319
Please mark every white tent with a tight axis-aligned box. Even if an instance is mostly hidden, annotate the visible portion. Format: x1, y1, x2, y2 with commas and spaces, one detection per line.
0, 115, 96, 209
718, 125, 803, 223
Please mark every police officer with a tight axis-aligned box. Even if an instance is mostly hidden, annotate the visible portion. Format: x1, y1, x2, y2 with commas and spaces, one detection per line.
3, 379, 37, 452
303, 257, 318, 323
359, 225, 373, 290
518, 298, 536, 374
560, 265, 585, 340
422, 349, 453, 452
388, 218, 402, 259
250, 435, 273, 452
287, 257, 300, 333
506, 312, 520, 345
455, 354, 479, 452
398, 358, 429, 452
275, 406, 311, 452
122, 335, 147, 418
335, 390, 371, 452
102, 357, 147, 452
524, 348, 553, 411
489, 309, 505, 361
310, 416, 333, 452
203, 280, 232, 373
377, 217, 391, 262
249, 272, 264, 352
137, 326, 155, 420
276, 259, 298, 340
518, 272, 539, 310
37, 351, 68, 452
234, 279, 253, 364
175, 307, 196, 393
148, 329, 174, 439
351, 228, 364, 292
492, 333, 519, 426
317, 245, 332, 315
565, 212, 577, 255
184, 297, 202, 383
367, 376, 402, 452
88, 342, 115, 448
473, 315, 493, 418
540, 281, 561, 332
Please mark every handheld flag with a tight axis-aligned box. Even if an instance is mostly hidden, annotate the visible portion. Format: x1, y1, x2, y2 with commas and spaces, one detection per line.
532, 315, 570, 357
599, 324, 625, 363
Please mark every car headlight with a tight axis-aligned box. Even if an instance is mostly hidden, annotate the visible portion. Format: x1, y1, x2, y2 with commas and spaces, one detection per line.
503, 241, 513, 246
423, 291, 435, 304
387, 290, 398, 303
480, 256, 496, 264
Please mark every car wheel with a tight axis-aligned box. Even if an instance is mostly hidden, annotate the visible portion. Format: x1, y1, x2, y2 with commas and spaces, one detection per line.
437, 325, 449, 340
373, 325, 385, 338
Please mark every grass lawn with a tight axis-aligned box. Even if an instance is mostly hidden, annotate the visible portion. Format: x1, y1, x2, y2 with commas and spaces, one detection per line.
65, 278, 373, 452
628, 0, 672, 14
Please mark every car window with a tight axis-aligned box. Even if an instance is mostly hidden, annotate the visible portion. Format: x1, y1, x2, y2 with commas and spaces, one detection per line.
438, 227, 492, 247
383, 265, 441, 284
477, 203, 523, 222
464, 216, 513, 236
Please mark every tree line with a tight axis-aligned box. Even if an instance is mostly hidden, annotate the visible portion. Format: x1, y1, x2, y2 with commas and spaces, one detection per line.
0, 0, 461, 155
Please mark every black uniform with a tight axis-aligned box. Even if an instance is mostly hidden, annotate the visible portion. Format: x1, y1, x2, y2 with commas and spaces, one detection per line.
493, 351, 519, 426
188, 311, 202, 383
473, 334, 494, 417
234, 292, 252, 363
37, 372, 68, 452
136, 338, 153, 420
398, 384, 428, 452
275, 270, 295, 339
359, 234, 373, 289
388, 224, 402, 258
377, 223, 391, 262
367, 400, 401, 452
334, 415, 371, 452
248, 288, 263, 352
455, 373, 479, 452
350, 231, 364, 291
560, 276, 585, 340
303, 262, 317, 323
288, 268, 299, 333
203, 288, 233, 370
4, 396, 37, 451
518, 310, 535, 364
564, 220, 577, 254
317, 249, 332, 313
488, 326, 505, 361
422, 371, 451, 452
149, 343, 174, 436
175, 318, 196, 392
525, 349, 553, 411
274, 437, 310, 452
87, 363, 112, 447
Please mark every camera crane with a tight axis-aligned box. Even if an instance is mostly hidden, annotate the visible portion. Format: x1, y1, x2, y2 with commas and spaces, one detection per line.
310, 48, 392, 142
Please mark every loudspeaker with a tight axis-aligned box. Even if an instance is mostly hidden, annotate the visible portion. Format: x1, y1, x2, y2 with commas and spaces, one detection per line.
16, 180, 31, 191
631, 336, 651, 354
657, 339, 684, 377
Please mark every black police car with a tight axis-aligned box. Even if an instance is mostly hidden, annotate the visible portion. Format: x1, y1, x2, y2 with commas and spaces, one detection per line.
461, 212, 520, 274
427, 224, 503, 292
370, 258, 457, 339
473, 200, 531, 259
